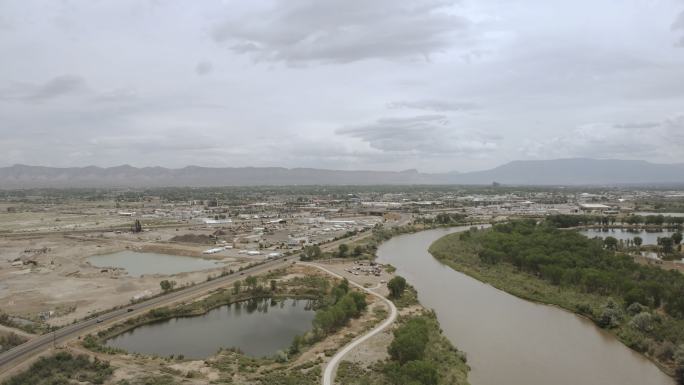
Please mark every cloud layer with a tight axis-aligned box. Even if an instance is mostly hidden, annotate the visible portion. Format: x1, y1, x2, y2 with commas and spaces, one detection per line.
337, 115, 496, 155
212, 0, 470, 64
0, 0, 683, 172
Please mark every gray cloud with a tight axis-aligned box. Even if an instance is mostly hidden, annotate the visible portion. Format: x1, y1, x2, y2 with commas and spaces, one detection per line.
674, 11, 684, 46
195, 61, 213, 75
388, 100, 479, 112
336, 115, 497, 154
93, 88, 139, 103
0, 75, 87, 102
522, 115, 684, 161
212, 0, 469, 64
613, 122, 659, 129
28, 75, 86, 101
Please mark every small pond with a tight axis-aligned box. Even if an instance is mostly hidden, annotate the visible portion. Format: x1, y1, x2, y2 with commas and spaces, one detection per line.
634, 212, 684, 218
88, 251, 223, 277
105, 298, 315, 358
578, 228, 677, 245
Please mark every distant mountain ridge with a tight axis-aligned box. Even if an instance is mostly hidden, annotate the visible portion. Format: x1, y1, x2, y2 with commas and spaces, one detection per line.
0, 164, 434, 188
0, 159, 682, 188
446, 158, 684, 186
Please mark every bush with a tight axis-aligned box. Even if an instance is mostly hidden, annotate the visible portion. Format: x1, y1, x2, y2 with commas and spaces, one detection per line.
597, 300, 622, 329
0, 332, 26, 353
388, 318, 429, 364
385, 360, 438, 385
3, 352, 113, 385
629, 312, 655, 333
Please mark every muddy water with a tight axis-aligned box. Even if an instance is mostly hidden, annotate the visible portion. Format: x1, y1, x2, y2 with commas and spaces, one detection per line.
105, 298, 315, 358
376, 227, 674, 385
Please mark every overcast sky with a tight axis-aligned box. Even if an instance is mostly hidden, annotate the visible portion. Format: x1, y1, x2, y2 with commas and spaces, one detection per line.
1, 0, 683, 172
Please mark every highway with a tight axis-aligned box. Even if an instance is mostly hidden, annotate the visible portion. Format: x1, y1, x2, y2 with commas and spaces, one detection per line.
0, 257, 292, 376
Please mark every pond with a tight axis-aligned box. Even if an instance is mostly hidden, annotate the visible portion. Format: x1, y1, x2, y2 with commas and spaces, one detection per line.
578, 228, 676, 245
88, 251, 224, 277
377, 227, 673, 385
105, 298, 315, 358
635, 212, 684, 218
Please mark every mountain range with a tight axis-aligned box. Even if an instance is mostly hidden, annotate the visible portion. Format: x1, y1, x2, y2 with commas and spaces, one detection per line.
0, 159, 682, 188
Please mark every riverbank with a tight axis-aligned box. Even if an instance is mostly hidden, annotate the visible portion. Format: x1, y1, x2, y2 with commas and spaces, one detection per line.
428, 226, 683, 378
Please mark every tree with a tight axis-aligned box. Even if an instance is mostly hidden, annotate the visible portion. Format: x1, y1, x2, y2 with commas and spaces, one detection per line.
338, 243, 349, 258
673, 232, 683, 245
604, 236, 618, 250
352, 245, 364, 257
159, 280, 176, 292
289, 335, 303, 355
388, 317, 429, 364
270, 279, 277, 292
132, 220, 142, 233
400, 360, 438, 385
233, 280, 241, 294
245, 276, 258, 291
660, 237, 674, 254
633, 236, 643, 248
388, 276, 407, 298
301, 245, 322, 261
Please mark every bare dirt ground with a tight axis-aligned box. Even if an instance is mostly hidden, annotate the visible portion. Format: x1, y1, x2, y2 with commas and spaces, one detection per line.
635, 254, 684, 272
313, 260, 393, 297
0, 229, 254, 326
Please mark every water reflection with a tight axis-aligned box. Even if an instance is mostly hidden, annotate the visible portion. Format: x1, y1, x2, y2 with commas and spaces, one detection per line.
106, 298, 315, 358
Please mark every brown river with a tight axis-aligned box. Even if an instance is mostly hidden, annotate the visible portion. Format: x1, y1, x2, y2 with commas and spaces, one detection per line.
376, 226, 673, 385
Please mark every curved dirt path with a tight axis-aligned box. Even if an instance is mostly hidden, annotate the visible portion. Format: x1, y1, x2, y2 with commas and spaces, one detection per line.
301, 263, 398, 385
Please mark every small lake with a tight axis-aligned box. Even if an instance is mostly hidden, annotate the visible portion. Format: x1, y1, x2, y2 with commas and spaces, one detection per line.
579, 228, 676, 245
88, 251, 223, 277
377, 227, 673, 385
105, 298, 315, 358
635, 212, 684, 218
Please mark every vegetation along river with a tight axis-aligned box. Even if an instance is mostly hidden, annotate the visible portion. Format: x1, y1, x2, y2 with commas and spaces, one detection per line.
376, 226, 673, 385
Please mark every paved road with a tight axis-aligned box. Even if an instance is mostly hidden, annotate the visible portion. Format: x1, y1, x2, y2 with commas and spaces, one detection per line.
302, 263, 398, 385
0, 257, 292, 376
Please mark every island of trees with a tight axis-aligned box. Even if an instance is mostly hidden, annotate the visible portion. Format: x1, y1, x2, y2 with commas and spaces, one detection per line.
430, 218, 684, 382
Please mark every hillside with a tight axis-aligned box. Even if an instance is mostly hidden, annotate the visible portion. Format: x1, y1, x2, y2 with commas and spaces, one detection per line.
0, 159, 682, 188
